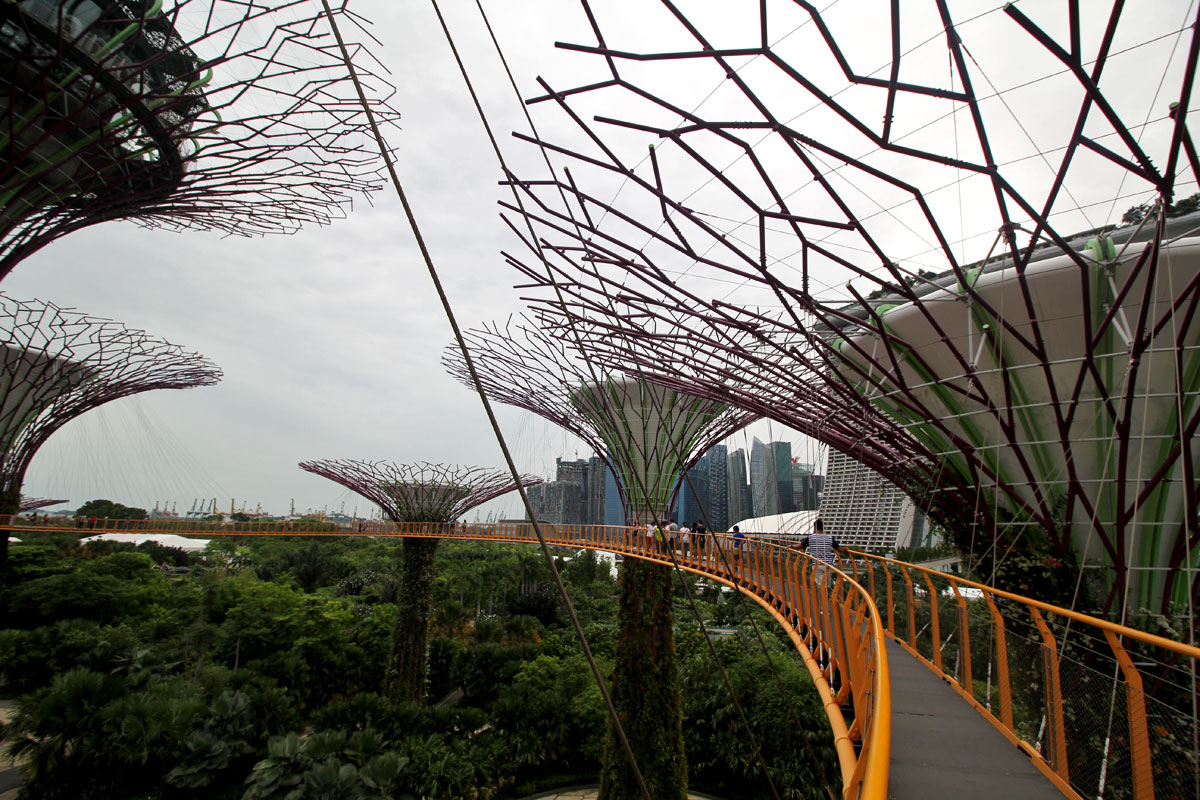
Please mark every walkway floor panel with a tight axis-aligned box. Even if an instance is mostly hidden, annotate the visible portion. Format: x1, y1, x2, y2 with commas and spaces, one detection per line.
885, 639, 1063, 800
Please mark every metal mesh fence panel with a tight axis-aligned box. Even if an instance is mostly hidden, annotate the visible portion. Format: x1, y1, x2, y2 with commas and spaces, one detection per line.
1145, 686, 1200, 799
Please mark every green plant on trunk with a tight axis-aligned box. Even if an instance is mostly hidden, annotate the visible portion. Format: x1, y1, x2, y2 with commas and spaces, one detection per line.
599, 558, 687, 800
385, 537, 439, 704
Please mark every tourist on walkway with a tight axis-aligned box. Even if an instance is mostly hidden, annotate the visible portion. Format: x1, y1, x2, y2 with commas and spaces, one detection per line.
799, 518, 846, 588
679, 522, 691, 557
732, 525, 745, 559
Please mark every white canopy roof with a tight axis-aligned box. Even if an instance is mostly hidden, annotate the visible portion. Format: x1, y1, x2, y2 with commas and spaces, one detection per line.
80, 532, 211, 552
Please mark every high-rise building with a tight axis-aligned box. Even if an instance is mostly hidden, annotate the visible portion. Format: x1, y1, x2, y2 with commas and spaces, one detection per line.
727, 448, 751, 527
792, 460, 824, 511
750, 438, 794, 516
525, 481, 584, 525
603, 461, 625, 525
586, 455, 606, 525
672, 452, 707, 527
706, 444, 728, 531
527, 455, 623, 526
555, 457, 591, 524
819, 449, 920, 551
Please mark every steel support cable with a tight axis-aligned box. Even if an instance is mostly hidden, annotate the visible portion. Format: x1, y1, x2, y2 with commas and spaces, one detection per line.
315, 5, 651, 798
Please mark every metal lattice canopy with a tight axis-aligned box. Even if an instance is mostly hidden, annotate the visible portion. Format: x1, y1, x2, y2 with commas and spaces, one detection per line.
16, 496, 66, 512
298, 460, 542, 524
0, 293, 221, 502
488, 1, 1200, 614
442, 316, 758, 522
0, 0, 399, 280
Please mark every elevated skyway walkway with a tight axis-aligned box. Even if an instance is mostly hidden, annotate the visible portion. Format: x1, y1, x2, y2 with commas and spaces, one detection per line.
4, 518, 1198, 800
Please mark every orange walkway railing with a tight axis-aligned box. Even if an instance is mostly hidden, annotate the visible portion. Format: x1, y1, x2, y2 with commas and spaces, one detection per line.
2, 517, 890, 800
834, 550, 1200, 800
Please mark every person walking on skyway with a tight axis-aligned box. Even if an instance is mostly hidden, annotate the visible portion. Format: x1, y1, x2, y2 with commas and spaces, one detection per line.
799, 518, 847, 588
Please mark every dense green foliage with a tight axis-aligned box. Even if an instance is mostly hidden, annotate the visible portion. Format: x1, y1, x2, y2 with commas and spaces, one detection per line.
0, 533, 836, 799
76, 498, 149, 520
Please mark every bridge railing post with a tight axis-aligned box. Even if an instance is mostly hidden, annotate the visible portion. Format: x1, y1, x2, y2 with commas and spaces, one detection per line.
950, 582, 972, 693
900, 568, 916, 648
885, 566, 895, 637
923, 572, 942, 673
1102, 629, 1154, 800
1029, 607, 1069, 783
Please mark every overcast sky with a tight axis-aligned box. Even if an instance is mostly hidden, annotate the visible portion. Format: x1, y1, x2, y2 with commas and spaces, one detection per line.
7, 0, 1195, 520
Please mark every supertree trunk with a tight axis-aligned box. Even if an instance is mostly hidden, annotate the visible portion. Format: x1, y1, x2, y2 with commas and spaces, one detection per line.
600, 556, 686, 800
297, 461, 540, 704
386, 535, 440, 705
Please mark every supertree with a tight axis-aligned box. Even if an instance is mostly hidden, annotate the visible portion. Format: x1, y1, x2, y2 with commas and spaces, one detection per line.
443, 316, 756, 800
1, 293, 220, 569
298, 459, 541, 704
0, 0, 398, 281
483, 0, 1200, 621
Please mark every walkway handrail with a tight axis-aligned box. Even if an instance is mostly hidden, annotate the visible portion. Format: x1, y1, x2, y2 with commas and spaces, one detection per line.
3, 517, 890, 800
838, 548, 1200, 800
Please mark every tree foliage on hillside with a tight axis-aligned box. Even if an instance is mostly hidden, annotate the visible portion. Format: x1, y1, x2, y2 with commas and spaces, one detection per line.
0, 534, 835, 799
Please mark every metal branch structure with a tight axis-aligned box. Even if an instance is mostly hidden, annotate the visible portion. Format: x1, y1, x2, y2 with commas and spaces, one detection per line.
443, 315, 756, 524
0, 293, 220, 565
298, 459, 540, 705
0, 0, 399, 280
297, 459, 540, 525
443, 315, 757, 799
17, 495, 65, 512
489, 0, 1200, 619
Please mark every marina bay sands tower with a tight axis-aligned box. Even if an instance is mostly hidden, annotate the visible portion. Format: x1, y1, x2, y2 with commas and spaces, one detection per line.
299, 460, 540, 705
444, 317, 755, 800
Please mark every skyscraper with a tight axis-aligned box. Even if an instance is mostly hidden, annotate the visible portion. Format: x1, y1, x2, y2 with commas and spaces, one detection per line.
706, 444, 728, 531
750, 438, 794, 516
603, 461, 625, 525
524, 481, 584, 524
672, 452, 710, 526
727, 448, 751, 526
792, 460, 824, 511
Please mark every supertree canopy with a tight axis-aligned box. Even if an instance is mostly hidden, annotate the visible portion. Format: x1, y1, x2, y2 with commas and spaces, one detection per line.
443, 316, 756, 524
0, 0, 398, 280
0, 293, 220, 563
484, 1, 1200, 619
16, 496, 66, 512
297, 459, 541, 525
444, 316, 757, 799
298, 459, 541, 705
